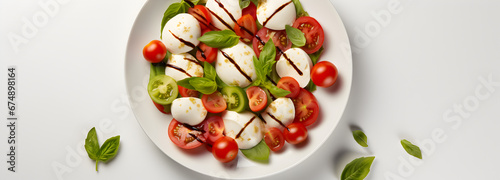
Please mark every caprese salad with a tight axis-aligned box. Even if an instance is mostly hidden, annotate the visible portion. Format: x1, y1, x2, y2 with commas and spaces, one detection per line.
142, 0, 339, 163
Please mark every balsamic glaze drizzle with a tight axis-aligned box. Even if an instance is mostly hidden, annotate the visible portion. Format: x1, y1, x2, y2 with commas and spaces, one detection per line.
166, 64, 193, 77
169, 30, 196, 49
220, 50, 253, 83
235, 116, 257, 139
262, 1, 293, 27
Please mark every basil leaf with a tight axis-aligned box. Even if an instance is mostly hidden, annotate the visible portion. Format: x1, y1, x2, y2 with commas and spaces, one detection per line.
160, 2, 190, 39
304, 80, 316, 92
352, 130, 368, 147
177, 77, 198, 90
264, 82, 290, 97
239, 0, 251, 9
240, 140, 270, 163
340, 156, 375, 180
286, 25, 306, 47
291, 0, 309, 17
256, 19, 263, 30
250, 0, 258, 6
203, 62, 216, 81
401, 139, 422, 159
252, 56, 265, 86
84, 127, 99, 161
190, 77, 217, 94
150, 63, 166, 80
308, 46, 323, 65
98, 136, 120, 162
198, 30, 240, 48
259, 39, 276, 72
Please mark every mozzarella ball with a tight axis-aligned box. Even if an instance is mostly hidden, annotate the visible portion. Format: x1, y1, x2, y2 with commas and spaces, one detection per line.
216, 41, 257, 87
222, 111, 264, 149
276, 48, 312, 87
261, 97, 295, 130
164, 53, 203, 81
205, 0, 242, 30
171, 97, 207, 126
256, 0, 296, 30
162, 13, 201, 54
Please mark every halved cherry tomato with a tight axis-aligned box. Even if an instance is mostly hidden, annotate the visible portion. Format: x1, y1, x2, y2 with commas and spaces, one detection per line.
143, 40, 167, 63
212, 136, 239, 163
153, 100, 170, 114
264, 127, 285, 152
201, 91, 227, 113
168, 119, 205, 149
246, 86, 268, 112
292, 16, 325, 54
277, 77, 301, 98
234, 14, 257, 43
196, 43, 218, 63
292, 88, 319, 126
188, 5, 212, 30
311, 61, 338, 87
178, 85, 199, 97
202, 116, 225, 144
252, 27, 292, 59
283, 123, 308, 144
242, 1, 257, 21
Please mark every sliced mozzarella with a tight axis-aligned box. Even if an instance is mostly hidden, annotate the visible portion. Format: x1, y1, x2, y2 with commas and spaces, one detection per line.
261, 97, 295, 130
276, 48, 312, 87
256, 0, 296, 30
205, 0, 242, 30
171, 97, 207, 126
222, 111, 264, 149
162, 13, 201, 54
215, 41, 257, 88
164, 53, 203, 81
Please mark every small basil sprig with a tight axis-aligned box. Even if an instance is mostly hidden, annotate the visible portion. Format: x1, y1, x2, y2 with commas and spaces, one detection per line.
177, 62, 220, 94
341, 156, 375, 180
198, 30, 240, 49
292, 0, 309, 17
251, 39, 290, 97
352, 130, 368, 147
160, 1, 191, 39
401, 139, 422, 159
84, 127, 120, 171
149, 63, 166, 80
240, 140, 270, 163
285, 25, 306, 47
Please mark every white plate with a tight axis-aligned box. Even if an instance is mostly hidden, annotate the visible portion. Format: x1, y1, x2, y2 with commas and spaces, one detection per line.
125, 0, 352, 179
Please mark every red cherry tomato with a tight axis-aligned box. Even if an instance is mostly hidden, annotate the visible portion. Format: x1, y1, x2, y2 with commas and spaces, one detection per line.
202, 116, 225, 145
252, 27, 292, 59
276, 77, 301, 98
242, 1, 257, 21
292, 16, 325, 54
246, 86, 268, 112
234, 14, 257, 43
311, 61, 338, 87
292, 88, 319, 126
264, 127, 285, 151
201, 91, 227, 113
212, 136, 239, 163
168, 119, 205, 149
143, 40, 167, 63
178, 85, 200, 97
188, 5, 212, 30
196, 43, 218, 63
283, 123, 308, 144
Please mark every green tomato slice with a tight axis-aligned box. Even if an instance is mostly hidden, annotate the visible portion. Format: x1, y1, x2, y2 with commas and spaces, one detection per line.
148, 75, 178, 105
221, 86, 248, 112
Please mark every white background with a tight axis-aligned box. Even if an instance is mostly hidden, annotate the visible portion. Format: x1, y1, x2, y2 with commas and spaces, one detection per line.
1, 0, 500, 179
